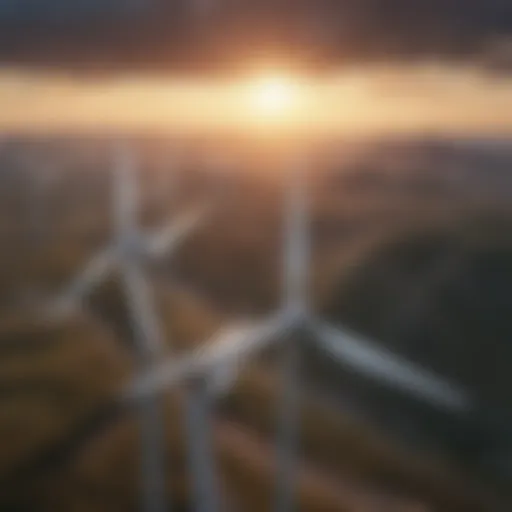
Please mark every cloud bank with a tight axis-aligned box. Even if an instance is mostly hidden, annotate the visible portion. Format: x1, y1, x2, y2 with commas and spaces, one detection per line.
0, 0, 510, 73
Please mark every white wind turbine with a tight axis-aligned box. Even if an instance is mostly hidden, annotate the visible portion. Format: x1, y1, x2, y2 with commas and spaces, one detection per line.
125, 155, 473, 512
43, 143, 210, 512
48, 146, 208, 320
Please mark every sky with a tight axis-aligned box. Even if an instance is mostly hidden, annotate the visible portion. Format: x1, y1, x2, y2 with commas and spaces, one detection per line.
0, 1, 510, 137
0, 64, 510, 137
0, 0, 510, 71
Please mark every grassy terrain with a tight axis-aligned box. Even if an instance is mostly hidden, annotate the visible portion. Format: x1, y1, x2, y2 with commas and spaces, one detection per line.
0, 136, 511, 510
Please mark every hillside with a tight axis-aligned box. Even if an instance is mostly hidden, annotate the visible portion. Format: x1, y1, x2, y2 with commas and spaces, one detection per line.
0, 135, 511, 510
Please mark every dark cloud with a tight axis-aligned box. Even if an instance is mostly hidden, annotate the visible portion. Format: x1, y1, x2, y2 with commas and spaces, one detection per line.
0, 0, 511, 73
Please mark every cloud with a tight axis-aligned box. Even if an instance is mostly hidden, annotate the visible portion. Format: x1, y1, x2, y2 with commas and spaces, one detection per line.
0, 0, 510, 73
480, 38, 512, 71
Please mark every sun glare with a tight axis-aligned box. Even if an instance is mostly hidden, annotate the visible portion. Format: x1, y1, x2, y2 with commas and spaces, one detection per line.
248, 75, 300, 119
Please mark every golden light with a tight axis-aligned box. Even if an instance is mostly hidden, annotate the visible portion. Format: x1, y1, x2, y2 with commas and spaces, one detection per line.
247, 75, 302, 120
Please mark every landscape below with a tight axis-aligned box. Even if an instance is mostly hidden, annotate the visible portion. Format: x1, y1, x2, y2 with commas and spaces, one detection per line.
0, 134, 511, 510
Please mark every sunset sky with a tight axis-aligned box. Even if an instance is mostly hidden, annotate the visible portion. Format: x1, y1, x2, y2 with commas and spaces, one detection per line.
0, 64, 510, 137
0, 0, 510, 137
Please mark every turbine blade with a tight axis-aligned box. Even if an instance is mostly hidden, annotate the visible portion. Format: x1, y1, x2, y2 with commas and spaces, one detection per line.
145, 204, 209, 258
113, 143, 138, 241
49, 246, 116, 316
282, 161, 310, 313
120, 254, 165, 357
208, 361, 240, 396
312, 320, 471, 412
126, 314, 292, 401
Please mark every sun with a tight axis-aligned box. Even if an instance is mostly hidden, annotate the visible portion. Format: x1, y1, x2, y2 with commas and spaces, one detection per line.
249, 75, 300, 117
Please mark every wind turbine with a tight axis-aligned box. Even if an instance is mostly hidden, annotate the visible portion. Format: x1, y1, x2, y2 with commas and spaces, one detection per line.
125, 155, 473, 512
36, 145, 472, 512
48, 147, 208, 321
43, 143, 210, 512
